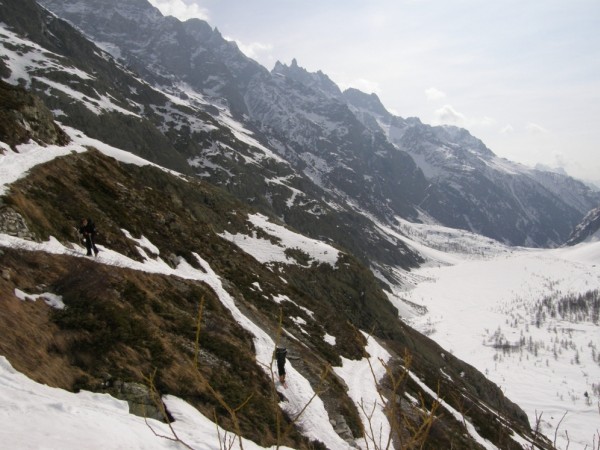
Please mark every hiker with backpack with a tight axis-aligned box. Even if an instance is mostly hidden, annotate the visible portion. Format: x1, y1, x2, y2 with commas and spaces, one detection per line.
275, 345, 288, 387
79, 218, 99, 257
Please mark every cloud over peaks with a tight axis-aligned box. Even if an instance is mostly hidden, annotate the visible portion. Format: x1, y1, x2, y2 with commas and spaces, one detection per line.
434, 104, 466, 125
147, 0, 209, 22
525, 123, 549, 134
228, 38, 273, 60
501, 124, 515, 134
425, 87, 446, 100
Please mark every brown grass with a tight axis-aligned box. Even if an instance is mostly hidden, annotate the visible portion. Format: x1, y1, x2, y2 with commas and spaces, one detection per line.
0, 273, 85, 388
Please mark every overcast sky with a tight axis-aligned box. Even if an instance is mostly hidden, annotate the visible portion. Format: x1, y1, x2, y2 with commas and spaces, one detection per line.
147, 0, 600, 184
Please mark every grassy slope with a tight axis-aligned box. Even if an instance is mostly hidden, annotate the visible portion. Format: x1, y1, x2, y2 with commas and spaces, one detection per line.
0, 147, 553, 448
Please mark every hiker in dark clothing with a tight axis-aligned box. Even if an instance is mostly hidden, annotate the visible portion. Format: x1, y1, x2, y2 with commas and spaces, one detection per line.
79, 218, 99, 257
275, 346, 287, 386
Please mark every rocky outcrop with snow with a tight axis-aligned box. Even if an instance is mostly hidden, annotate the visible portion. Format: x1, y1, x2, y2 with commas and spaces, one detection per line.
565, 205, 600, 245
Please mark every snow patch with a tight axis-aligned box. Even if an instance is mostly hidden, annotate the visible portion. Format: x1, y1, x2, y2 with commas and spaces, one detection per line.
334, 333, 391, 449
0, 356, 294, 450
121, 229, 160, 257
220, 213, 340, 267
14, 288, 65, 309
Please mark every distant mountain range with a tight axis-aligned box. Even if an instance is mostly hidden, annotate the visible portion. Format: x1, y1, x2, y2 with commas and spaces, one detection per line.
23, 0, 600, 250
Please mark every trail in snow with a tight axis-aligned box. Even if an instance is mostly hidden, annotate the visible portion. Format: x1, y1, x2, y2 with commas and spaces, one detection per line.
0, 230, 352, 449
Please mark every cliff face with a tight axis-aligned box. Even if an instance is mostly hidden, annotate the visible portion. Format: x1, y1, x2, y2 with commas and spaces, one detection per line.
565, 205, 600, 245
0, 80, 70, 148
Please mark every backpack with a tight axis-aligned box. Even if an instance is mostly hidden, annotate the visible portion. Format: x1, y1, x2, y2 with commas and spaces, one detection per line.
87, 218, 97, 235
275, 347, 287, 361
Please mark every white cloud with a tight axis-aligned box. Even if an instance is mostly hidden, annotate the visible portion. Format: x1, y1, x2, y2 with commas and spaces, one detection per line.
434, 104, 466, 125
227, 38, 273, 60
478, 116, 496, 127
525, 122, 549, 134
432, 105, 496, 129
425, 87, 446, 100
147, 0, 209, 21
500, 124, 514, 134
552, 152, 568, 170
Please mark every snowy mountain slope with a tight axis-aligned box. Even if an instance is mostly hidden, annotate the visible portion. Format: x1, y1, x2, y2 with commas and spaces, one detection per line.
0, 0, 423, 279
36, 0, 600, 250
0, 109, 547, 448
0, 1, 596, 447
0, 136, 368, 449
38, 0, 264, 117
0, 218, 353, 450
245, 59, 428, 221
344, 89, 600, 247
380, 219, 600, 449
566, 205, 600, 246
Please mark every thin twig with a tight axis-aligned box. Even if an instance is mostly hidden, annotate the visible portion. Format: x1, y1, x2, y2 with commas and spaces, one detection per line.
193, 296, 205, 370
554, 411, 568, 447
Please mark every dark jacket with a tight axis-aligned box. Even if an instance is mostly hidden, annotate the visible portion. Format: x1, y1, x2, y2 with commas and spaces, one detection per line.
79, 220, 96, 236
275, 347, 287, 376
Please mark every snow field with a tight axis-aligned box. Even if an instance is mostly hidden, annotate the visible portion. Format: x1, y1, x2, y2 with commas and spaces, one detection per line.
397, 242, 600, 449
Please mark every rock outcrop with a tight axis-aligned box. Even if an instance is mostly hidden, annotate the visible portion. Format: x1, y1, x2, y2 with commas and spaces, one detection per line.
0, 80, 70, 149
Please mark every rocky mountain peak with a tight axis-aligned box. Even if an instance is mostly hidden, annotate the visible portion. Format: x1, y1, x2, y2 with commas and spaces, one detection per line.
41, 0, 163, 30
39, 0, 264, 117
181, 17, 216, 40
434, 124, 495, 158
272, 58, 342, 99
343, 88, 391, 119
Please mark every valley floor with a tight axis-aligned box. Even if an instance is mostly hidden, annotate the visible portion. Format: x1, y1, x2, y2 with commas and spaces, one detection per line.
389, 222, 600, 450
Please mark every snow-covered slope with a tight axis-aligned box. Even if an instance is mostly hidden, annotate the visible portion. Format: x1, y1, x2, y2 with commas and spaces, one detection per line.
0, 356, 294, 450
0, 129, 542, 449
0, 135, 369, 450
566, 205, 600, 246
384, 220, 600, 449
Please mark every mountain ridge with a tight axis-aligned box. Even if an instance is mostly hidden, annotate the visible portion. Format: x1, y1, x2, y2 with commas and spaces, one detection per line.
35, 0, 600, 247
344, 88, 600, 246
565, 205, 600, 245
2, 0, 425, 279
